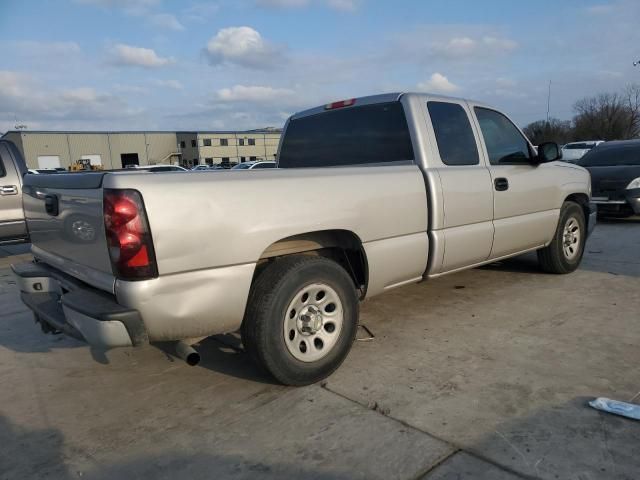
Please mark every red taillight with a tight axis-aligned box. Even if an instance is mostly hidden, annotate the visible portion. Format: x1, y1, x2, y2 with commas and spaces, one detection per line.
325, 98, 356, 110
104, 189, 157, 280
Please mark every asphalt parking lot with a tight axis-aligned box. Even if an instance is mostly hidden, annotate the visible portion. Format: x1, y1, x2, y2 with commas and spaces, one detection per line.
1, 219, 639, 480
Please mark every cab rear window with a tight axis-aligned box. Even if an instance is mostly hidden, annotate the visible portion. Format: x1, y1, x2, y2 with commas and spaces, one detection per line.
278, 101, 414, 168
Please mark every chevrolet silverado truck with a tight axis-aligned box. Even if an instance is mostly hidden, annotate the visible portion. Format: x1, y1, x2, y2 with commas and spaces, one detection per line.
0, 139, 29, 245
13, 93, 596, 385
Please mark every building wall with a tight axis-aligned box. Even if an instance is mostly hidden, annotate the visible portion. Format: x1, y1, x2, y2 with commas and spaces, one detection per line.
22, 133, 72, 169
177, 132, 198, 166
67, 133, 112, 168
2, 130, 281, 169
196, 132, 282, 165
106, 133, 150, 168
145, 133, 180, 165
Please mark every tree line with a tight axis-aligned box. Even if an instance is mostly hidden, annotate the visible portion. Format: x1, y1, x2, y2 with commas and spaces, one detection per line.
523, 84, 640, 145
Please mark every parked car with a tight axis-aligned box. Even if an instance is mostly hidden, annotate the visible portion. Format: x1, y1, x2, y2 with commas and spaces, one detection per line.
0, 140, 28, 244
232, 161, 277, 170
561, 141, 604, 163
577, 140, 640, 217
133, 165, 188, 172
13, 92, 594, 385
191, 165, 211, 171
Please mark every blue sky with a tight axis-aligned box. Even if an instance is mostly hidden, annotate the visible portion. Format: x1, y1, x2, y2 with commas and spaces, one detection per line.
1, 0, 639, 132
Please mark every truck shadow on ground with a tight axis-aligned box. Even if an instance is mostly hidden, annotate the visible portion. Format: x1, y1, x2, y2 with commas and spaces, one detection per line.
155, 334, 279, 385
0, 415, 350, 480
4, 395, 639, 479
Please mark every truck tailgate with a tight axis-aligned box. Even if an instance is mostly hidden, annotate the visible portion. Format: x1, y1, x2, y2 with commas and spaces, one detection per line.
22, 172, 115, 292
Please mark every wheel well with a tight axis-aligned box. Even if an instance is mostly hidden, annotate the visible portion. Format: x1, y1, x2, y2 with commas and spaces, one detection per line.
256, 230, 368, 297
565, 193, 590, 221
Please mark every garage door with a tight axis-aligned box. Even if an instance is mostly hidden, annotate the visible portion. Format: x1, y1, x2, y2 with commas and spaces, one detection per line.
37, 155, 61, 169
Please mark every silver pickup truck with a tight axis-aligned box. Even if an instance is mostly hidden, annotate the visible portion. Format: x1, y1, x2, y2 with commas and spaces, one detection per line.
0, 140, 29, 245
13, 93, 595, 385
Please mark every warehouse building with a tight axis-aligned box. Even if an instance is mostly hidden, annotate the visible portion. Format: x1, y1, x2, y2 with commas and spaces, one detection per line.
1, 128, 282, 170
177, 128, 282, 168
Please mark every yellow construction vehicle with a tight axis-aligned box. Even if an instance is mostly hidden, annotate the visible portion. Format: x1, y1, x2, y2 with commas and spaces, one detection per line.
70, 159, 103, 172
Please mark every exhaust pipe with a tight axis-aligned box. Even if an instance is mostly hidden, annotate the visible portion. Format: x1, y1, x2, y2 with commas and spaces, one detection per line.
176, 340, 200, 366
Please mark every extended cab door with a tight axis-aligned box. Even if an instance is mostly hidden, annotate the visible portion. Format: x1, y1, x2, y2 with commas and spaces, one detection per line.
422, 99, 494, 273
469, 105, 559, 258
0, 142, 27, 244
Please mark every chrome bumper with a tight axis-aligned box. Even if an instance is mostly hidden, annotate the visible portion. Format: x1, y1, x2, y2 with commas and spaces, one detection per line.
587, 202, 597, 238
12, 261, 147, 348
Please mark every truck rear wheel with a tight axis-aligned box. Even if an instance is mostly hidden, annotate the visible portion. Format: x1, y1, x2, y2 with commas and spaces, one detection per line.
242, 255, 359, 386
537, 201, 586, 274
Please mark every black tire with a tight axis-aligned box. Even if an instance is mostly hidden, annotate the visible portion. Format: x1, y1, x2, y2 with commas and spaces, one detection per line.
537, 201, 586, 274
241, 255, 359, 386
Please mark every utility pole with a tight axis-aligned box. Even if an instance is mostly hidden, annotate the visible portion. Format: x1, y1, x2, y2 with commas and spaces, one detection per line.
546, 80, 551, 124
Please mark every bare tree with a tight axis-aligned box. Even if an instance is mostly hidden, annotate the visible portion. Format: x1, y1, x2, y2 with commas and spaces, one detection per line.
623, 83, 640, 138
572, 84, 640, 140
523, 118, 572, 145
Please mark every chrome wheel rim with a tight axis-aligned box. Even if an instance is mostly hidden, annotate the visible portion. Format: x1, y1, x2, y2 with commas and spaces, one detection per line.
562, 216, 581, 261
283, 283, 343, 363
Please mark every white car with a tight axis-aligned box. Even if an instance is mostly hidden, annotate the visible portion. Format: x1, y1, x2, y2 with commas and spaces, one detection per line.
132, 165, 188, 172
231, 161, 276, 170
561, 141, 604, 163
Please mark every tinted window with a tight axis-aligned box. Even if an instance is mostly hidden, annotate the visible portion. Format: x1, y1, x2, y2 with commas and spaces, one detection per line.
564, 143, 595, 150
233, 163, 252, 170
475, 107, 531, 165
0, 153, 6, 178
427, 102, 479, 166
279, 102, 414, 168
578, 145, 640, 167
253, 162, 275, 169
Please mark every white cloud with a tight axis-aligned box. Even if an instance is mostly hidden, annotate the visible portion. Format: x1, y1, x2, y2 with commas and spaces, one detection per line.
0, 70, 142, 131
205, 26, 284, 69
111, 44, 174, 67
153, 79, 184, 90
431, 35, 517, 58
216, 85, 296, 103
150, 13, 184, 31
417, 73, 460, 93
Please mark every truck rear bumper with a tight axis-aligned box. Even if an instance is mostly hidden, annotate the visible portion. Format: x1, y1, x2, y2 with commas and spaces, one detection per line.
12, 261, 147, 348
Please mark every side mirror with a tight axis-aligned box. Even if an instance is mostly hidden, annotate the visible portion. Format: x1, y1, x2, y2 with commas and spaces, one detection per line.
536, 142, 562, 163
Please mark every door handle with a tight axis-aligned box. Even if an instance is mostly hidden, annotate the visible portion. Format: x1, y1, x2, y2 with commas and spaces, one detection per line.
494, 178, 509, 191
0, 185, 18, 195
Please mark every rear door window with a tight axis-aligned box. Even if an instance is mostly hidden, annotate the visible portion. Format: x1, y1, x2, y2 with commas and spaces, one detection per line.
427, 102, 479, 166
0, 152, 6, 178
278, 101, 414, 168
474, 107, 531, 165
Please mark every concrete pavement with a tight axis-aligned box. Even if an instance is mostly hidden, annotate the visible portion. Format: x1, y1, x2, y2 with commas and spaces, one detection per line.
1, 219, 639, 479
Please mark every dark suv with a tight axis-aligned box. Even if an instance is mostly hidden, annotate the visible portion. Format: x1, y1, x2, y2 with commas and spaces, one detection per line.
578, 140, 640, 217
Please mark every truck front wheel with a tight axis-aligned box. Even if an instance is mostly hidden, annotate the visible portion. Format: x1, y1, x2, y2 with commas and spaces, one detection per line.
537, 201, 586, 274
242, 255, 359, 386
